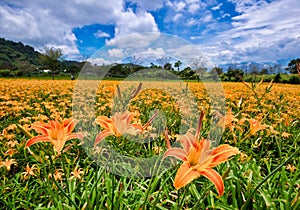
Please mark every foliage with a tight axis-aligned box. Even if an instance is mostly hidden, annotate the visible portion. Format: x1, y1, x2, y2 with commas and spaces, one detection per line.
274, 73, 281, 83
0, 38, 40, 71
177, 67, 198, 80
286, 58, 300, 74
212, 67, 223, 75
0, 38, 83, 77
0, 69, 11, 77
222, 68, 244, 82
174, 60, 182, 71
0, 78, 299, 209
39, 47, 63, 80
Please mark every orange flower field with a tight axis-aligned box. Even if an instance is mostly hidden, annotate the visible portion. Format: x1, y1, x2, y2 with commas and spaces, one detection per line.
0, 78, 299, 209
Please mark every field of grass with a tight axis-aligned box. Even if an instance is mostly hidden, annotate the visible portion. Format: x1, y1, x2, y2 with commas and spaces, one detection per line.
0, 78, 299, 209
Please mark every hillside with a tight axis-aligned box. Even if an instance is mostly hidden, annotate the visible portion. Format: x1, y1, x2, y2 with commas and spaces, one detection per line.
0, 38, 41, 70
0, 38, 85, 77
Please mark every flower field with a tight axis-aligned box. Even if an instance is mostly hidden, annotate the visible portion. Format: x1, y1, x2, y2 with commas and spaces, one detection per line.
0, 78, 299, 209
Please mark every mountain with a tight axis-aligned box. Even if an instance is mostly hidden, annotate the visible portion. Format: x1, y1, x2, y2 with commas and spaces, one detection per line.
0, 38, 84, 76
0, 37, 41, 70
218, 60, 290, 74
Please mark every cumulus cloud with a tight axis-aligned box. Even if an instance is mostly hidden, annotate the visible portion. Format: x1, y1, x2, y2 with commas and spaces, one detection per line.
106, 32, 161, 50
0, 0, 299, 65
0, 0, 158, 59
173, 13, 183, 22
127, 0, 164, 11
174, 2, 186, 11
200, 0, 300, 64
228, 0, 270, 13
108, 48, 124, 58
114, 9, 158, 37
211, 3, 223, 10
94, 30, 110, 38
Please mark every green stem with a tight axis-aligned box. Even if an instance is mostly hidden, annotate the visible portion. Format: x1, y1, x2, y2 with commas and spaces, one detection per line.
191, 183, 213, 209
48, 153, 79, 209
142, 158, 163, 210
111, 172, 115, 210
86, 162, 105, 208
241, 147, 299, 210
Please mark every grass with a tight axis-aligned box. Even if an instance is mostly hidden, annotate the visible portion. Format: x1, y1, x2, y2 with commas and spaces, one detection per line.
0, 78, 299, 209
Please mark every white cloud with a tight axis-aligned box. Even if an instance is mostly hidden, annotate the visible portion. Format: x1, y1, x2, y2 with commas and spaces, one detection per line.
211, 3, 223, 10
127, 0, 164, 11
94, 30, 110, 38
126, 48, 167, 65
108, 48, 124, 58
89, 57, 115, 65
0, 0, 158, 59
173, 13, 183, 22
187, 3, 200, 14
221, 13, 230, 19
201, 12, 213, 23
174, 2, 186, 11
228, 0, 270, 13
200, 0, 300, 64
114, 9, 159, 37
1, 0, 299, 65
142, 47, 165, 55
106, 32, 161, 51
185, 0, 199, 4
0, 5, 41, 41
186, 18, 197, 26
185, 0, 212, 14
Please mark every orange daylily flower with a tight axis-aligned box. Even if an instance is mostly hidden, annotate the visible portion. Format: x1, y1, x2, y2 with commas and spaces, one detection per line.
0, 158, 17, 171
21, 164, 38, 180
26, 118, 84, 153
164, 112, 239, 197
248, 119, 266, 136
214, 109, 236, 132
94, 111, 157, 146
48, 169, 64, 181
70, 166, 84, 180
4, 149, 18, 157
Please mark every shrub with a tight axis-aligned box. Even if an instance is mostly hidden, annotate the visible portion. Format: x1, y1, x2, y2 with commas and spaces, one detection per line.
274, 73, 281, 83
0, 69, 11, 77
288, 75, 300, 84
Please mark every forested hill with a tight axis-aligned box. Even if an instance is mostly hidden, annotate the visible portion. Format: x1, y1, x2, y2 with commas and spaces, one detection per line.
0, 38, 41, 69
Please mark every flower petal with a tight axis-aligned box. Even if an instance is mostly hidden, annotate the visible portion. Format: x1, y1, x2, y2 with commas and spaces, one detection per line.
31, 123, 51, 135
125, 112, 135, 124
95, 116, 114, 131
174, 162, 201, 189
66, 133, 84, 141
51, 139, 66, 153
163, 148, 187, 161
26, 136, 51, 147
209, 145, 239, 167
63, 118, 77, 134
200, 168, 224, 197
94, 130, 114, 146
178, 132, 196, 152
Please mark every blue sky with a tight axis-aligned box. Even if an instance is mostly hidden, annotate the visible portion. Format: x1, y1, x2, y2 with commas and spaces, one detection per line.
0, 0, 299, 67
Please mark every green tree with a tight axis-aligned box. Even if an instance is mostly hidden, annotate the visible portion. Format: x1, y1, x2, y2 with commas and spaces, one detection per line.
174, 60, 182, 71
260, 68, 268, 75
224, 68, 244, 82
156, 57, 171, 69
39, 47, 63, 80
212, 66, 223, 75
190, 55, 208, 77
286, 58, 300, 74
16, 58, 34, 76
178, 67, 197, 80
163, 63, 172, 71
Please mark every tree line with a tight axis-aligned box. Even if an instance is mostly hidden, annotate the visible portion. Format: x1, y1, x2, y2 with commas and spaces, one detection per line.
0, 38, 299, 83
